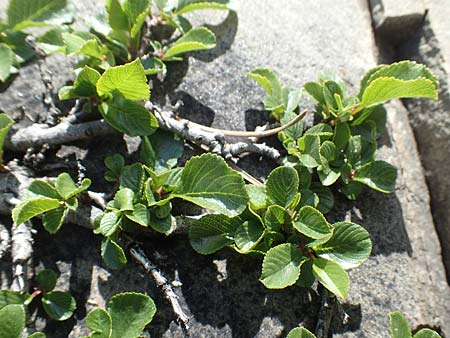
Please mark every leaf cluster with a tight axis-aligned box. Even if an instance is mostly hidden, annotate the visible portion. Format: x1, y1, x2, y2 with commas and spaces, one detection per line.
285, 311, 442, 338
12, 173, 90, 233
189, 166, 372, 298
0, 0, 72, 81
37, 0, 233, 74
0, 269, 76, 338
250, 61, 438, 199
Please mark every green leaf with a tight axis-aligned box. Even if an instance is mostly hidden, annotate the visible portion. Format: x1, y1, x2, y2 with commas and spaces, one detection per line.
296, 259, 315, 288
389, 311, 412, 338
141, 56, 166, 75
298, 134, 321, 168
265, 166, 299, 208
304, 82, 325, 105
286, 327, 316, 338
310, 183, 334, 214
0, 290, 26, 310
59, 66, 101, 100
147, 130, 184, 173
0, 44, 14, 82
0, 113, 14, 162
36, 269, 58, 292
97, 59, 149, 100
293, 206, 332, 241
112, 188, 135, 211
148, 213, 176, 235
189, 214, 240, 254
174, 153, 248, 217
414, 329, 442, 338
163, 27, 216, 59
264, 205, 291, 232
28, 333, 46, 338
247, 68, 282, 97
354, 160, 397, 193
246, 185, 267, 211
123, 0, 150, 24
100, 96, 158, 136
95, 211, 121, 237
125, 204, 149, 227
333, 122, 351, 150
312, 257, 349, 299
42, 207, 67, 233
120, 164, 145, 199
315, 222, 371, 269
175, 0, 235, 15
105, 154, 124, 181
260, 243, 305, 289
0, 304, 25, 338
55, 173, 77, 199
359, 61, 438, 109
27, 180, 59, 199
7, 0, 71, 30
86, 308, 112, 338
106, 0, 129, 31
41, 291, 76, 321
101, 238, 127, 270
36, 27, 67, 54
12, 197, 60, 225
107, 292, 156, 338
234, 220, 264, 253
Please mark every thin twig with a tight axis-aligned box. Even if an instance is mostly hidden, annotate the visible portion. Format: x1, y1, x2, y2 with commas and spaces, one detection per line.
186, 110, 307, 137
315, 286, 336, 338
130, 245, 191, 336
10, 222, 33, 292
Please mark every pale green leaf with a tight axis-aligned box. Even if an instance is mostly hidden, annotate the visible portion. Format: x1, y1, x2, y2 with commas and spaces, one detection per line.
12, 197, 60, 225
95, 211, 121, 237
106, 0, 129, 31
389, 311, 412, 338
246, 185, 267, 211
96, 59, 149, 100
265, 166, 299, 208
59, 66, 101, 100
101, 238, 127, 270
112, 188, 135, 211
163, 27, 216, 59
286, 327, 316, 338
41, 291, 76, 321
175, 0, 235, 15
55, 173, 77, 199
107, 292, 156, 338
315, 222, 371, 269
36, 27, 67, 54
414, 329, 442, 338
247, 68, 282, 97
0, 304, 25, 338
27, 179, 59, 199
0, 290, 26, 310
86, 308, 112, 338
28, 333, 46, 338
260, 243, 306, 289
0, 44, 14, 82
312, 257, 349, 299
189, 214, 240, 254
125, 204, 149, 227
174, 153, 248, 217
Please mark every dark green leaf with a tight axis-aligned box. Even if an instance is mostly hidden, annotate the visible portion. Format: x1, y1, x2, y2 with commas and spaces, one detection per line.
106, 0, 129, 31
120, 163, 145, 199
0, 290, 26, 310
265, 166, 299, 208
41, 291, 76, 321
113, 188, 135, 211
101, 238, 127, 270
148, 130, 184, 173
27, 180, 59, 199
234, 220, 264, 253
264, 205, 291, 232
310, 183, 334, 214
304, 82, 325, 105
59, 66, 101, 100
36, 269, 58, 292
174, 154, 248, 217
298, 134, 321, 168
148, 213, 176, 235
354, 160, 397, 193
293, 206, 332, 241
189, 214, 240, 254
333, 122, 351, 150
125, 204, 149, 227
296, 259, 315, 288
95, 211, 121, 237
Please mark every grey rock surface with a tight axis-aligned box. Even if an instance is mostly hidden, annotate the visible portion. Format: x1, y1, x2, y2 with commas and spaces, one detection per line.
0, 1, 449, 338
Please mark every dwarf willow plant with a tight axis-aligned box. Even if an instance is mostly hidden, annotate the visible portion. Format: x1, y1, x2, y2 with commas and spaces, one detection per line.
285, 311, 442, 338
0, 269, 76, 338
0, 0, 72, 82
0, 113, 14, 164
189, 166, 371, 298
12, 173, 90, 233
249, 61, 438, 199
37, 0, 233, 74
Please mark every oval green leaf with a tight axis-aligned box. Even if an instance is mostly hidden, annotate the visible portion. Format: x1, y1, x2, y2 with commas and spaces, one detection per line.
312, 257, 349, 299
41, 291, 76, 321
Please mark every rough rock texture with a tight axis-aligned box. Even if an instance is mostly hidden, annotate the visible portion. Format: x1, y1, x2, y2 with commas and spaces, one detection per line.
373, 0, 450, 281
1, 1, 450, 338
